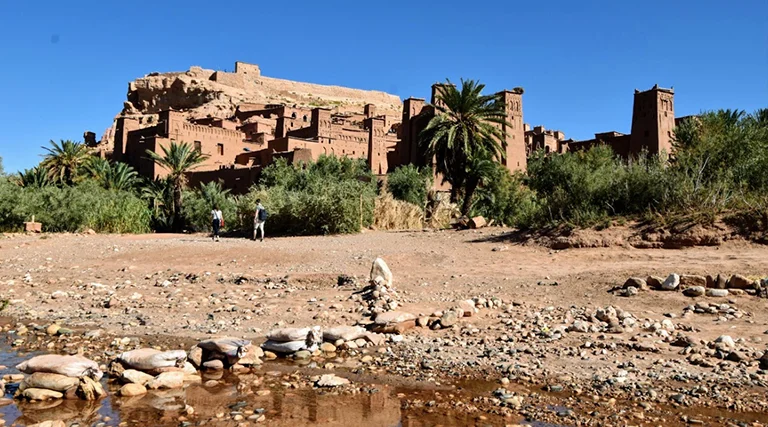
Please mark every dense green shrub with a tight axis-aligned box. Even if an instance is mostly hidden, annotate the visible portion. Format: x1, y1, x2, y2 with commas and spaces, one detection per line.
386, 165, 432, 208
238, 155, 377, 235
0, 179, 150, 233
183, 181, 238, 232
470, 163, 540, 228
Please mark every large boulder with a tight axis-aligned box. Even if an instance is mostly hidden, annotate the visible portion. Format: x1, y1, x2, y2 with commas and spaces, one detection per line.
646, 276, 664, 290
624, 277, 648, 291
706, 289, 729, 297
683, 286, 706, 297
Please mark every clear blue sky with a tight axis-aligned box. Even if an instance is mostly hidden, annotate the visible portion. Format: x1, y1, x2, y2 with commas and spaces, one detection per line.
0, 0, 766, 173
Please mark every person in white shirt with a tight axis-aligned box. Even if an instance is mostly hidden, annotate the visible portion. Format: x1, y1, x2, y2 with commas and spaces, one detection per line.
253, 199, 266, 242
211, 205, 223, 242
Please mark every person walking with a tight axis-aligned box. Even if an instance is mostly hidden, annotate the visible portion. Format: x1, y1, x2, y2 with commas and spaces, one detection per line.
253, 199, 267, 241
211, 205, 223, 242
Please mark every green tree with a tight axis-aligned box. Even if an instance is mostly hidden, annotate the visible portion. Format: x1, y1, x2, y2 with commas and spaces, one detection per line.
420, 79, 509, 215
141, 177, 175, 231
0, 155, 4, 175
40, 140, 91, 185
145, 142, 208, 231
387, 164, 432, 208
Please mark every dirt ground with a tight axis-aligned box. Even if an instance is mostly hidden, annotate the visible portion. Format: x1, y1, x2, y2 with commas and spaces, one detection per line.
2, 229, 768, 426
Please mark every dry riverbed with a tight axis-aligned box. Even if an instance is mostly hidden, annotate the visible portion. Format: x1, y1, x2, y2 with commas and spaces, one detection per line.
1, 230, 768, 426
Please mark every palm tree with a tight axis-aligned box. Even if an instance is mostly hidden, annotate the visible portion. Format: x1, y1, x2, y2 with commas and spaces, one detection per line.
84, 157, 111, 182
15, 166, 51, 188
145, 142, 208, 231
104, 162, 139, 191
142, 177, 175, 231
420, 79, 510, 215
41, 140, 91, 185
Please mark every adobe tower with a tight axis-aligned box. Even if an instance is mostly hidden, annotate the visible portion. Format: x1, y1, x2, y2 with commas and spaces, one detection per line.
629, 85, 675, 156
499, 88, 526, 172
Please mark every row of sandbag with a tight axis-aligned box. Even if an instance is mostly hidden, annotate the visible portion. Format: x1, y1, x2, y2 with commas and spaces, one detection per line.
112, 337, 255, 374
261, 325, 379, 355
14, 355, 106, 401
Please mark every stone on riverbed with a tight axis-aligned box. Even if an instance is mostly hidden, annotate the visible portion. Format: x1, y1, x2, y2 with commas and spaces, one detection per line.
683, 286, 706, 297
706, 289, 729, 297
147, 371, 184, 390
121, 369, 154, 386
370, 257, 393, 287
323, 326, 367, 342
21, 388, 63, 401
315, 374, 350, 387
119, 383, 147, 397
661, 274, 680, 291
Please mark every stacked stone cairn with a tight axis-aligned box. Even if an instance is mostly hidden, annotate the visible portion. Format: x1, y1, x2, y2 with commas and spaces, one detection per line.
14, 355, 106, 401
354, 257, 399, 316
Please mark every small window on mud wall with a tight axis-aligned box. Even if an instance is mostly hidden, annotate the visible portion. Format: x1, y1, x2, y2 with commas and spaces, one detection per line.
217, 143, 224, 155
194, 141, 202, 152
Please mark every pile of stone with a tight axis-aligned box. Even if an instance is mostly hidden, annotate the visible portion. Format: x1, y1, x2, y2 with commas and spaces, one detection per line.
261, 327, 321, 356
190, 337, 259, 370
14, 355, 106, 401
566, 306, 638, 334
352, 258, 399, 316
682, 302, 745, 321
617, 273, 768, 298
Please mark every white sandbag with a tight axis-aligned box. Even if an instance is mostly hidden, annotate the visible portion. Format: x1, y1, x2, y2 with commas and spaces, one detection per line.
16, 355, 103, 380
323, 325, 367, 342
18, 372, 79, 392
196, 337, 251, 358
267, 327, 311, 343
261, 340, 313, 354
117, 348, 187, 371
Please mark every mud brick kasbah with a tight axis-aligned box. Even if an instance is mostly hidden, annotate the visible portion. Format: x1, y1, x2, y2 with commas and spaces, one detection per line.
85, 61, 682, 193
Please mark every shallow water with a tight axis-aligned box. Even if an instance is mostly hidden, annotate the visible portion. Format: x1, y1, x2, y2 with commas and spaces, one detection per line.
1, 346, 543, 427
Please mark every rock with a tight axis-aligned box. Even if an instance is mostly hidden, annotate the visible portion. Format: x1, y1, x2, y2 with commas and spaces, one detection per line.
458, 300, 477, 317
320, 343, 336, 353
683, 286, 705, 297
661, 274, 680, 291
364, 333, 386, 346
147, 371, 185, 389
714, 335, 736, 350
624, 277, 647, 291
46, 324, 61, 336
188, 346, 203, 368
567, 320, 589, 333
646, 276, 664, 290
119, 383, 147, 397
21, 388, 63, 400
370, 257, 393, 287
728, 274, 754, 289
202, 360, 224, 370
371, 311, 417, 334
726, 351, 746, 362
620, 286, 639, 297
680, 275, 706, 288
28, 421, 66, 427
121, 369, 154, 386
469, 216, 487, 229
759, 351, 768, 370
416, 317, 429, 327
439, 310, 459, 328
728, 289, 745, 296
706, 289, 729, 297
77, 376, 106, 400
315, 374, 350, 387
293, 350, 312, 360
374, 311, 416, 324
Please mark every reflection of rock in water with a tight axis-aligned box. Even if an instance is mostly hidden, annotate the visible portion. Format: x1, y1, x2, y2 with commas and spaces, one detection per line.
16, 398, 102, 425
